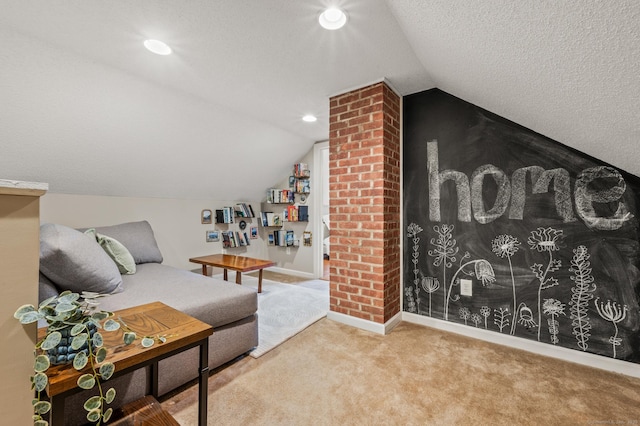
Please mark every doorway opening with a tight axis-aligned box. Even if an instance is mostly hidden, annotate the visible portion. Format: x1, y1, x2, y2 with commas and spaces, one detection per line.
313, 141, 330, 280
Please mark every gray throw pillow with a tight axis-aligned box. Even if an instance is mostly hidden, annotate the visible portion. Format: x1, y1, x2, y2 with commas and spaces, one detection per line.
91, 221, 163, 264
40, 223, 123, 294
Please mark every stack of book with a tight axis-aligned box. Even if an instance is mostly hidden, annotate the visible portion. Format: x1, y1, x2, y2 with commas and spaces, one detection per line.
216, 207, 235, 224
260, 212, 281, 227
282, 205, 309, 222
267, 189, 294, 204
293, 163, 310, 178
234, 203, 255, 218
221, 231, 251, 248
293, 179, 310, 194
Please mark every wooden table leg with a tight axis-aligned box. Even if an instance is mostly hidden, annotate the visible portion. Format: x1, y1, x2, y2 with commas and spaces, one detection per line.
223, 268, 228, 281
201, 265, 207, 276
258, 269, 263, 293
236, 271, 242, 284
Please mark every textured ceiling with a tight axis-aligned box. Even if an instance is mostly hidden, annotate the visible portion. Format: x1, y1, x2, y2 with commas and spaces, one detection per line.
0, 0, 638, 200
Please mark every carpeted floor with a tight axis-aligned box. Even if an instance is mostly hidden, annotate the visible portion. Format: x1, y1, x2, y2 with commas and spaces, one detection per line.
162, 315, 640, 425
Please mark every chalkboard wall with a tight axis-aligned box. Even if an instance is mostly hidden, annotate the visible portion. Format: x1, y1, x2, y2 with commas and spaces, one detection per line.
403, 89, 640, 362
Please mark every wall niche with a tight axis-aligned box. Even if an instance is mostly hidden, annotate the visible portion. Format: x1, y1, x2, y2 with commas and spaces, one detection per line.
403, 89, 640, 363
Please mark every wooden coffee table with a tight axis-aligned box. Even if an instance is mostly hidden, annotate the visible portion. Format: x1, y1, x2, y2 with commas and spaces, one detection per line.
189, 254, 275, 293
43, 302, 213, 426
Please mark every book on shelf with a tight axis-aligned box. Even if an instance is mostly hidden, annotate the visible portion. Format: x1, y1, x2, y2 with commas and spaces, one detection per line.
267, 188, 294, 204
285, 230, 294, 247
260, 211, 282, 227
287, 205, 298, 222
236, 231, 246, 246
298, 205, 309, 221
293, 163, 310, 178
244, 232, 251, 246
222, 231, 231, 248
234, 203, 254, 218
215, 209, 224, 224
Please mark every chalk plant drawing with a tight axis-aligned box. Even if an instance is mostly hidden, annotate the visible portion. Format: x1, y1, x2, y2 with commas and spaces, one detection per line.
493, 307, 510, 333
459, 307, 471, 325
491, 234, 521, 335
471, 313, 482, 328
421, 276, 440, 317
569, 246, 596, 351
516, 303, 538, 330
406, 223, 424, 314
527, 227, 564, 341
542, 298, 566, 345
428, 224, 458, 319
594, 297, 628, 359
444, 252, 495, 320
480, 306, 491, 329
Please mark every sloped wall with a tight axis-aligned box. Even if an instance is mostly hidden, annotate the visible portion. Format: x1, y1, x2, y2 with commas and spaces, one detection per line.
403, 89, 640, 363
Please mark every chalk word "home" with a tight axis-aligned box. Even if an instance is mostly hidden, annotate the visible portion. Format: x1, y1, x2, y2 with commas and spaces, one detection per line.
427, 140, 632, 230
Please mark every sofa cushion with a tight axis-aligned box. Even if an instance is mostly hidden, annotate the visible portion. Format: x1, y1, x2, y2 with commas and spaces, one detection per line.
39, 272, 60, 303
95, 263, 257, 328
40, 223, 123, 294
85, 229, 137, 275
91, 221, 163, 264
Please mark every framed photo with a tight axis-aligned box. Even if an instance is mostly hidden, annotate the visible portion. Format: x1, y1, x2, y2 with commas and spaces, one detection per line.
250, 226, 258, 239
201, 209, 212, 224
303, 231, 312, 246
206, 230, 219, 242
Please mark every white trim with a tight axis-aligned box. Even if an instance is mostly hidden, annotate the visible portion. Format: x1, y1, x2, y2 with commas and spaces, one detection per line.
268, 266, 315, 280
329, 77, 402, 99
312, 141, 329, 279
328, 311, 402, 335
402, 312, 640, 379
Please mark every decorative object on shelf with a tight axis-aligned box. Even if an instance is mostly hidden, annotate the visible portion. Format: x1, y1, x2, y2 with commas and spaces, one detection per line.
201, 209, 212, 224
206, 230, 219, 242
299, 194, 307, 203
303, 231, 312, 246
250, 226, 258, 239
239, 220, 247, 230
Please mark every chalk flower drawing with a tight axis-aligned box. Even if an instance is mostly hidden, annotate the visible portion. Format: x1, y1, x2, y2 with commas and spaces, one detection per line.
569, 246, 596, 351
445, 254, 495, 320
406, 223, 424, 314
428, 224, 458, 319
516, 303, 538, 330
493, 307, 510, 333
471, 313, 482, 328
421, 276, 440, 317
528, 227, 564, 341
480, 306, 491, 329
594, 297, 628, 359
492, 234, 521, 335
475, 260, 496, 286
459, 307, 471, 325
542, 298, 566, 345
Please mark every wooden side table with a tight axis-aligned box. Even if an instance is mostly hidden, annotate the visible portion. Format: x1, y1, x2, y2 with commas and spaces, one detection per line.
42, 302, 213, 426
189, 254, 275, 293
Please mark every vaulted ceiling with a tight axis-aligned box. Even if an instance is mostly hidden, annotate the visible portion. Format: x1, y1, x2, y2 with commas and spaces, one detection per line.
1, 1, 638, 200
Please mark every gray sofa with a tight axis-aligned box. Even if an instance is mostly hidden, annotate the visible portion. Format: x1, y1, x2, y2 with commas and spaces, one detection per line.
38, 221, 258, 423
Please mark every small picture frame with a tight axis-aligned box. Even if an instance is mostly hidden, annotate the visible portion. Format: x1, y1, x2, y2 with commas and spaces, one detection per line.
201, 209, 212, 224
303, 231, 312, 246
206, 230, 219, 242
250, 226, 258, 239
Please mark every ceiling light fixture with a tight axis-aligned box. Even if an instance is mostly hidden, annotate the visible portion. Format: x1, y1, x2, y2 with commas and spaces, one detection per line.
319, 7, 347, 30
143, 39, 172, 55
302, 115, 318, 123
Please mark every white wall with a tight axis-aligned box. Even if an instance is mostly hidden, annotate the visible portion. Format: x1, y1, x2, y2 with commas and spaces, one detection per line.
41, 193, 265, 271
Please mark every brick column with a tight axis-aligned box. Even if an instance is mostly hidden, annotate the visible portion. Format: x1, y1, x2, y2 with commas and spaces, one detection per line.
328, 81, 401, 325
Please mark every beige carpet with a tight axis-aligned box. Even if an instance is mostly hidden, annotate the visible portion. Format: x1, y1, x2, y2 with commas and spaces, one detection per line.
162, 318, 640, 425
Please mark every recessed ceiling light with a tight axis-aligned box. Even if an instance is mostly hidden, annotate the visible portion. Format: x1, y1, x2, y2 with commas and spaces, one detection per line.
143, 39, 172, 55
319, 7, 347, 30
302, 115, 318, 123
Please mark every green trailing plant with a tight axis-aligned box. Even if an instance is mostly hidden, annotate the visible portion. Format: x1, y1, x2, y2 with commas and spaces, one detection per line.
14, 291, 162, 426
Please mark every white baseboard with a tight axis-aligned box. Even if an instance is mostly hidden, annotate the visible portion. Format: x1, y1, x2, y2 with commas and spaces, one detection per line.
328, 311, 402, 335
267, 266, 315, 279
402, 312, 640, 379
